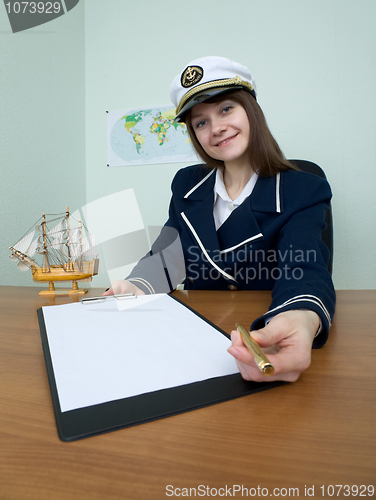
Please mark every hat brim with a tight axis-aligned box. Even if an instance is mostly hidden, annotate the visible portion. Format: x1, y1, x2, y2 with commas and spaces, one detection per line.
174, 86, 246, 123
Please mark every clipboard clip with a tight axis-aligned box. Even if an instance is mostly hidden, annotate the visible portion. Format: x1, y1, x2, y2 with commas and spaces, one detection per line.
80, 293, 137, 304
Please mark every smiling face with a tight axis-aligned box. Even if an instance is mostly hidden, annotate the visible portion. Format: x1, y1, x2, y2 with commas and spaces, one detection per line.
189, 99, 251, 168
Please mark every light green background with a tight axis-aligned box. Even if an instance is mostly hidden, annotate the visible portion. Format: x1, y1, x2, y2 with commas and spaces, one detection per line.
1, 0, 375, 289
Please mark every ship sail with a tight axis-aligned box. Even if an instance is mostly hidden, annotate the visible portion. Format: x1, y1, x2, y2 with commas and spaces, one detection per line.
82, 235, 96, 257
17, 260, 30, 271
13, 231, 35, 255
68, 227, 81, 265
9, 230, 38, 267
26, 238, 38, 258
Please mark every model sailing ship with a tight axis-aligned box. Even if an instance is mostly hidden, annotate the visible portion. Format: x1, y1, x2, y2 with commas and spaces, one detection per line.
9, 207, 99, 295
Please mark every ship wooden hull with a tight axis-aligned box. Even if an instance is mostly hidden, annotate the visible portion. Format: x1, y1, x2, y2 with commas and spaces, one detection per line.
31, 259, 99, 295
31, 259, 99, 283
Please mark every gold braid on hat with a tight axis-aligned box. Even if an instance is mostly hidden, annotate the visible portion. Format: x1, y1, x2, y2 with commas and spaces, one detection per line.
176, 76, 254, 115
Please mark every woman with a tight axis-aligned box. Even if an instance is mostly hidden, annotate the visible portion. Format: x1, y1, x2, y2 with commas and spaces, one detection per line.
104, 56, 335, 383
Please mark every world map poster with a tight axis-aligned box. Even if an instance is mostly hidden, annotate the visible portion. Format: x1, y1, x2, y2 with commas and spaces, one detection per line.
107, 106, 198, 166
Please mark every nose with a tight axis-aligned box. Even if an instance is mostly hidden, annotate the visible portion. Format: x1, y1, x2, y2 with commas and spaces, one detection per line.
211, 117, 226, 135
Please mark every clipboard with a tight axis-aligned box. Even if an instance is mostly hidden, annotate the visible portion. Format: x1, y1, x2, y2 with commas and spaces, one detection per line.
37, 294, 285, 441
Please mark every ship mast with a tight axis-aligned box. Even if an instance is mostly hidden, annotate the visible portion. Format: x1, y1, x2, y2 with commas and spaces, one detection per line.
79, 218, 83, 271
42, 213, 49, 271
65, 206, 73, 271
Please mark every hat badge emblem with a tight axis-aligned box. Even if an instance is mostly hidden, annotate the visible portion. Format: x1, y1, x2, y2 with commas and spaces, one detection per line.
181, 65, 204, 88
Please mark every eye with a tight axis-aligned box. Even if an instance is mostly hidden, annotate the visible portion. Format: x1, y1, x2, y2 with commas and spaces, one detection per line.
195, 120, 207, 129
221, 105, 233, 114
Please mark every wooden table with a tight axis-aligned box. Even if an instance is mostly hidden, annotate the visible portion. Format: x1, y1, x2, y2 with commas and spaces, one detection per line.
0, 287, 375, 499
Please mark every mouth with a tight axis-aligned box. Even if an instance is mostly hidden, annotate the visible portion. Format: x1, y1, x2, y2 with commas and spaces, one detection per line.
214, 133, 238, 147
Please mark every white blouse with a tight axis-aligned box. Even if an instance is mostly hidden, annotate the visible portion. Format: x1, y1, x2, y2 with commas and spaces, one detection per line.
213, 168, 258, 230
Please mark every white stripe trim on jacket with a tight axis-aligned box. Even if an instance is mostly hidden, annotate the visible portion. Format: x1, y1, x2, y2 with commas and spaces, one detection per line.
220, 233, 264, 254
128, 277, 155, 294
184, 169, 216, 199
266, 294, 331, 326
181, 211, 238, 283
276, 173, 281, 213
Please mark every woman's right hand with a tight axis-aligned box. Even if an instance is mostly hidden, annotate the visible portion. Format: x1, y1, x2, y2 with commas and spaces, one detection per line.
102, 280, 145, 296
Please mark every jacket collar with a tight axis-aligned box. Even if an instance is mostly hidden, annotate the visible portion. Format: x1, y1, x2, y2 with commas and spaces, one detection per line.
184, 168, 283, 214
250, 173, 283, 213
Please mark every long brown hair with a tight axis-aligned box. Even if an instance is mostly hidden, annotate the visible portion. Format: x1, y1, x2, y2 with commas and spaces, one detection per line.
185, 89, 297, 177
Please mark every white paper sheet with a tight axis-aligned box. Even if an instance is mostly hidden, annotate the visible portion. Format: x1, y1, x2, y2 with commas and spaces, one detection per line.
42, 294, 239, 412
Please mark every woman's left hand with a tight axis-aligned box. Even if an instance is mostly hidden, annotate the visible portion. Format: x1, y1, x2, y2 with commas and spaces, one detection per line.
227, 310, 320, 382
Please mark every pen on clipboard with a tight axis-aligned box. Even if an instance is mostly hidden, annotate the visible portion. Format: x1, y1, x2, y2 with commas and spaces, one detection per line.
80, 293, 137, 304
235, 323, 274, 377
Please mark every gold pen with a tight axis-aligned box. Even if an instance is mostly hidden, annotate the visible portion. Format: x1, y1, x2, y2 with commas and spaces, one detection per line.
235, 323, 274, 377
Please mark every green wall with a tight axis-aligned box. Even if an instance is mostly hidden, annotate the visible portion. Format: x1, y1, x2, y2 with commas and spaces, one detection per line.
0, 0, 86, 286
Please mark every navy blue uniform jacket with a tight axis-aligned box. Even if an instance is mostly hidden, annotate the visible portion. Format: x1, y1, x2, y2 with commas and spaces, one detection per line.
128, 164, 336, 348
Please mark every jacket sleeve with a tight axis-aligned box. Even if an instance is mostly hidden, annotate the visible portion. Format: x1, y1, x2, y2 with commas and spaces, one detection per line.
126, 172, 186, 294
250, 176, 336, 348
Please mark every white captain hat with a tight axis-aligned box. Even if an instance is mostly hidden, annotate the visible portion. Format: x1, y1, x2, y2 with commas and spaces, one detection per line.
170, 56, 257, 123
